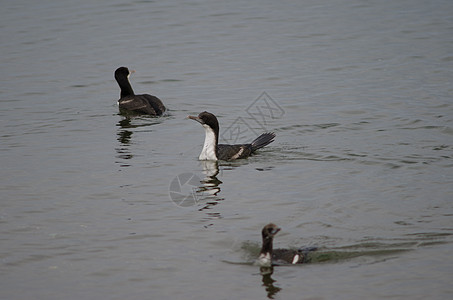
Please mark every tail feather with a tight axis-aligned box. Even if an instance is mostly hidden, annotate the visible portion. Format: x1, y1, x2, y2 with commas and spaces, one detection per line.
250, 132, 275, 152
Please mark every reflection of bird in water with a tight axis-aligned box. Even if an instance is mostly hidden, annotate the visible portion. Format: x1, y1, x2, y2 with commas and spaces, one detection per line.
201, 160, 220, 177
196, 161, 224, 216
257, 223, 317, 267
117, 118, 133, 145
115, 118, 134, 164
114, 67, 166, 116
260, 267, 282, 299
199, 161, 222, 196
115, 117, 163, 165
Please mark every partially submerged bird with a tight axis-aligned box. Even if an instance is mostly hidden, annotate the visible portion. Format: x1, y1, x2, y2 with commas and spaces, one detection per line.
257, 223, 316, 267
114, 67, 166, 116
188, 111, 275, 161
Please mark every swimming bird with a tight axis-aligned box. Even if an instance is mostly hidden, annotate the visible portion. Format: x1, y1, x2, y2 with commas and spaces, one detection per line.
188, 111, 275, 161
257, 223, 316, 266
114, 67, 166, 116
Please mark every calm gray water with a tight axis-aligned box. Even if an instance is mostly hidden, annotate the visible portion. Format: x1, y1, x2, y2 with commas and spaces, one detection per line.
1, 0, 453, 299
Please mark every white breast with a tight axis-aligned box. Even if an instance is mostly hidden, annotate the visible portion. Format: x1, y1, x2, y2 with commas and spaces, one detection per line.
199, 124, 218, 161
256, 252, 272, 267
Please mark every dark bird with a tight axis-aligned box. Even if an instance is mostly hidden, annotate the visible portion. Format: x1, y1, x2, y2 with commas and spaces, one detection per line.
188, 111, 275, 161
257, 223, 317, 266
114, 67, 166, 116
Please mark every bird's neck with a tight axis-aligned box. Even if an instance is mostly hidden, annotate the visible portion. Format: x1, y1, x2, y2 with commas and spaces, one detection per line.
199, 125, 218, 160
258, 236, 273, 266
260, 236, 273, 256
119, 77, 135, 98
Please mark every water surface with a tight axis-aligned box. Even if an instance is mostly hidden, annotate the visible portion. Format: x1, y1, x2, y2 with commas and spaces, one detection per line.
1, 0, 453, 299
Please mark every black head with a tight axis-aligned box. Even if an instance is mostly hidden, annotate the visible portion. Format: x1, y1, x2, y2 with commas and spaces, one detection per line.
262, 223, 281, 240
188, 111, 220, 133
114, 67, 136, 98
115, 66, 132, 80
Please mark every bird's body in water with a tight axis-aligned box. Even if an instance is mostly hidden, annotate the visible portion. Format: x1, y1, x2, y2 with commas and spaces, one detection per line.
188, 111, 275, 161
114, 67, 166, 116
257, 223, 317, 267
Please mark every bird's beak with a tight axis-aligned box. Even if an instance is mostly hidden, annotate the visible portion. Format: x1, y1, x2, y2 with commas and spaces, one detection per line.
272, 227, 281, 236
187, 115, 203, 124
127, 69, 136, 79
